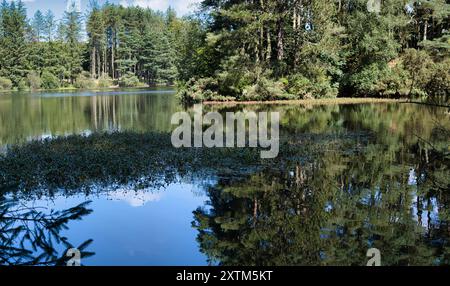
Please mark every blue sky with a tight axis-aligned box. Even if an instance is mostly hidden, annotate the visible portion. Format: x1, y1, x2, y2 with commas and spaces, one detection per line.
22, 0, 202, 19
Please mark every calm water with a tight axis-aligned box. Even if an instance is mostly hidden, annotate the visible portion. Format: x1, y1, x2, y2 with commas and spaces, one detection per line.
0, 89, 449, 266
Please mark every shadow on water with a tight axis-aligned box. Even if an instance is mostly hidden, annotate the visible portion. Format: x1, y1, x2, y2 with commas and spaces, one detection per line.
0, 196, 94, 266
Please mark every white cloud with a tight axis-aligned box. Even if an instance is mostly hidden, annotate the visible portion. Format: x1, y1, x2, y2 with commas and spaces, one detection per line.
120, 0, 201, 15
109, 189, 163, 207
66, 0, 81, 12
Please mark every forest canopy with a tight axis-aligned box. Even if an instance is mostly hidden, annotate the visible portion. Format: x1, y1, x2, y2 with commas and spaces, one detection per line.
0, 0, 449, 102
0, 0, 190, 90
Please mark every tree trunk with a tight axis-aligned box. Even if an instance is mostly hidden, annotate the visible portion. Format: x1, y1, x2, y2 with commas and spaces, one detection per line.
96, 46, 101, 78
276, 2, 285, 62
104, 47, 107, 78
277, 22, 284, 61
91, 45, 96, 78
266, 28, 272, 61
111, 31, 115, 80
423, 19, 428, 41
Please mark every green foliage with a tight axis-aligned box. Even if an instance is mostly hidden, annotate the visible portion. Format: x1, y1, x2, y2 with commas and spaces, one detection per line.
178, 0, 449, 102
41, 70, 60, 90
97, 76, 113, 88
0, 77, 12, 90
177, 77, 222, 103
31, 10, 45, 42
287, 75, 313, 99
0, 0, 448, 97
16, 78, 27, 91
402, 49, 435, 95
349, 64, 390, 97
215, 55, 258, 98
74, 72, 96, 89
176, 20, 217, 81
85, 4, 186, 86
426, 58, 450, 99
242, 77, 293, 101
303, 66, 339, 99
142, 29, 178, 85
118, 72, 140, 88
0, 1, 28, 87
26, 71, 41, 90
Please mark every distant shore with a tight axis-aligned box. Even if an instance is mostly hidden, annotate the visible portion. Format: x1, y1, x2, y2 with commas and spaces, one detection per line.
0, 85, 176, 94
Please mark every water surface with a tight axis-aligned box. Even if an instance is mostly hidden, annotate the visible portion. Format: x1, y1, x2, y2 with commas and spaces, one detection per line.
0, 89, 448, 266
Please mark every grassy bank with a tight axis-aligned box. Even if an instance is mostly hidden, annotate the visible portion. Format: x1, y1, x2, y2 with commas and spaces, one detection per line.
203, 98, 409, 106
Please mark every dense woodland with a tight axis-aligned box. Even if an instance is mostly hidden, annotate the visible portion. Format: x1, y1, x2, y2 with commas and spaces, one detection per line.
0, 0, 189, 90
0, 0, 449, 101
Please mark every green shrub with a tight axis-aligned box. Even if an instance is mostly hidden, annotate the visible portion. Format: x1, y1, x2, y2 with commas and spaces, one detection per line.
288, 74, 337, 99
401, 49, 434, 96
74, 73, 96, 89
17, 79, 28, 91
177, 77, 223, 103
305, 66, 338, 98
27, 72, 42, 90
287, 75, 313, 99
41, 71, 60, 90
348, 63, 387, 97
310, 78, 339, 99
427, 58, 450, 98
98, 76, 113, 88
242, 77, 293, 101
0, 77, 13, 90
118, 73, 140, 88
377, 65, 409, 97
348, 62, 413, 97
216, 55, 258, 98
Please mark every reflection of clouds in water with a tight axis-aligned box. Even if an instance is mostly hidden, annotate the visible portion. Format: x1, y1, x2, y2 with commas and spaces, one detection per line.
109, 189, 163, 207
412, 195, 440, 229
408, 169, 440, 230
408, 168, 417, 186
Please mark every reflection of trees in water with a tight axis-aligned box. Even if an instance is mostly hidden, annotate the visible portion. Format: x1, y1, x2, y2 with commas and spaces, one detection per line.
0, 197, 94, 266
193, 136, 449, 266
0, 92, 180, 145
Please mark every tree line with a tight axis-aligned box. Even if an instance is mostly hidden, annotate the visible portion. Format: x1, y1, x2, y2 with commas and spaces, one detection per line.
0, 0, 195, 91
179, 0, 450, 102
0, 0, 449, 101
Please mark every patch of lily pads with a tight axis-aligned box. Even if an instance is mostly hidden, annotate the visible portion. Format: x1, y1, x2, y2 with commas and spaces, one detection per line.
0, 131, 373, 195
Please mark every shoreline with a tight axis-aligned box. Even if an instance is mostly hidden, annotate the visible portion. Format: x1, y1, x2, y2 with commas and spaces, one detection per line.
0, 85, 175, 94
202, 98, 410, 106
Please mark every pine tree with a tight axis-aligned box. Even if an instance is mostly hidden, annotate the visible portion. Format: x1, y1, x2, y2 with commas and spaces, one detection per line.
87, 1, 106, 78
142, 28, 178, 85
61, 2, 83, 83
0, 0, 28, 86
32, 10, 45, 42
44, 10, 56, 42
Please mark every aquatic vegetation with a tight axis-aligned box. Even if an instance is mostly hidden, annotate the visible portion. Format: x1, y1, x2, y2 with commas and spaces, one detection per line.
0, 131, 371, 194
